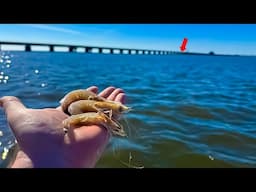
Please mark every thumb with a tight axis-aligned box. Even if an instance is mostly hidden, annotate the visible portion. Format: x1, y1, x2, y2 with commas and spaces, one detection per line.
0, 96, 27, 123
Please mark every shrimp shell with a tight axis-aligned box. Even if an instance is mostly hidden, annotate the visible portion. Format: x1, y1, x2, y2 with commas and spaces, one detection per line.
61, 89, 106, 114
62, 112, 127, 137
68, 100, 131, 116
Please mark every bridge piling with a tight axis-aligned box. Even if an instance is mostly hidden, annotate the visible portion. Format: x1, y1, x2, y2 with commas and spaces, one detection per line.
49, 45, 54, 52
25, 44, 31, 52
69, 46, 76, 52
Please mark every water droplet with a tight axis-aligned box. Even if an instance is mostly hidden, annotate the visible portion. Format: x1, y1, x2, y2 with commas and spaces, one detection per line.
0, 130, 3, 136
0, 75, 3, 79
0, 80, 2, 83
37, 92, 41, 95
4, 76, 9, 80
0, 142, 2, 146
34, 69, 39, 74
6, 60, 11, 64
0, 71, 4, 75
41, 83, 46, 87
4, 56, 10, 59
6, 64, 10, 68
25, 80, 30, 83
0, 59, 3, 63
3, 79, 7, 83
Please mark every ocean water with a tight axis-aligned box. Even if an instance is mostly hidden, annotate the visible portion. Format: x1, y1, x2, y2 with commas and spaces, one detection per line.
0, 51, 256, 168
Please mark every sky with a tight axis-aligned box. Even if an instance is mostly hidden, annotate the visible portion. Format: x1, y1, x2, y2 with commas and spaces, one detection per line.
0, 24, 256, 55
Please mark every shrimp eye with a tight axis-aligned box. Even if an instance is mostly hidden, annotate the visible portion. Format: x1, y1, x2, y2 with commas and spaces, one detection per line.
118, 106, 123, 113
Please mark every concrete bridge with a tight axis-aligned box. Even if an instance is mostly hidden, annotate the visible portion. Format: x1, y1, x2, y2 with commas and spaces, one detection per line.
0, 41, 223, 56
0, 41, 177, 55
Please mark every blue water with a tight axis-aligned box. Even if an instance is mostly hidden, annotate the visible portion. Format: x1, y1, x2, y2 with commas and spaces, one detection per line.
1, 51, 256, 167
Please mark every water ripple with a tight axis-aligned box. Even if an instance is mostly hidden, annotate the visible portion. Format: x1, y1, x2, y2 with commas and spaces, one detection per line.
1, 52, 256, 167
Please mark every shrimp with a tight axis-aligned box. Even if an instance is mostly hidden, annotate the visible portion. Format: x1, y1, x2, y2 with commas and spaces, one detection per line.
68, 100, 131, 117
62, 111, 127, 137
60, 89, 106, 114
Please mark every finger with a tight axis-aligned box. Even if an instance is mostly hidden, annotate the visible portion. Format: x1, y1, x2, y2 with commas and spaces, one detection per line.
0, 96, 26, 111
107, 88, 124, 101
86, 86, 98, 94
0, 96, 27, 121
98, 86, 116, 98
115, 93, 126, 104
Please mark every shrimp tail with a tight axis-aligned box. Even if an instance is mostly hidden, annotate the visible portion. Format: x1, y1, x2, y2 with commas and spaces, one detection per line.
98, 111, 127, 137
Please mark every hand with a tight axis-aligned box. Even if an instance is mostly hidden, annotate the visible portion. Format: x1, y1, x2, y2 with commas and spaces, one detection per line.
0, 86, 126, 168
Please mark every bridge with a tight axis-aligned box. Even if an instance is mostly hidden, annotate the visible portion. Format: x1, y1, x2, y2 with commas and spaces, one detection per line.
0, 41, 211, 56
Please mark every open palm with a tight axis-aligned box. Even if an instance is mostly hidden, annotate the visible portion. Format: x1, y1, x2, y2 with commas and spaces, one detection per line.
0, 86, 126, 168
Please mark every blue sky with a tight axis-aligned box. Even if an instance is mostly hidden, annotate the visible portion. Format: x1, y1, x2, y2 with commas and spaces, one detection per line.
0, 24, 256, 55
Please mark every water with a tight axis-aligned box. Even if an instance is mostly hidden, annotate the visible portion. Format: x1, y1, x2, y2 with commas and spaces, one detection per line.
0, 51, 256, 168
